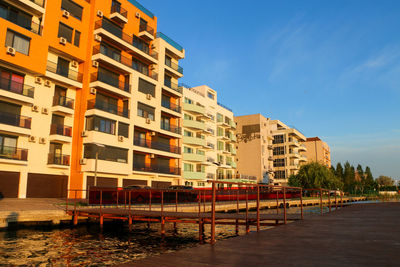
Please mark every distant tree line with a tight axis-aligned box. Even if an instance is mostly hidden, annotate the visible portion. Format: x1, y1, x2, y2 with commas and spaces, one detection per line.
288, 161, 398, 194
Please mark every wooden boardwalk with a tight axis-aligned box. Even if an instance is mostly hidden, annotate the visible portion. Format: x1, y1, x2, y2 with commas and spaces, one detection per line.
118, 202, 400, 267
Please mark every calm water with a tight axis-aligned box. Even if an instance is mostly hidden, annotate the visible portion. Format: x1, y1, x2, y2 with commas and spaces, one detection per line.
0, 204, 369, 266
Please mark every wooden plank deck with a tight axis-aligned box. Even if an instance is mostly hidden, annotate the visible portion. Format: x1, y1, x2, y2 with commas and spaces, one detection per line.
118, 202, 400, 267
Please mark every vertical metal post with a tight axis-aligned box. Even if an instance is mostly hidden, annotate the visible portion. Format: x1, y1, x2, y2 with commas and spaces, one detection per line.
245, 187, 249, 233
276, 190, 279, 214
149, 191, 152, 211
256, 185, 260, 232
320, 189, 323, 215
283, 187, 287, 224
236, 185, 239, 235
99, 190, 103, 228
335, 191, 337, 210
94, 151, 98, 186
341, 192, 343, 208
300, 188, 303, 220
116, 190, 119, 209
161, 190, 165, 235
73, 190, 78, 225
211, 182, 216, 244
66, 191, 69, 212
328, 190, 331, 213
124, 191, 126, 209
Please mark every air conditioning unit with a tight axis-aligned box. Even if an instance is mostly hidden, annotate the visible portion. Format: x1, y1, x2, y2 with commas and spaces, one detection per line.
6, 46, 15, 56
90, 88, 97, 95
62, 10, 70, 18
145, 118, 151, 124
81, 131, 88, 137
151, 44, 156, 49
151, 131, 156, 136
97, 10, 103, 18
118, 135, 124, 142
150, 154, 155, 159
71, 61, 78, 68
39, 137, 46, 144
146, 94, 152, 100
150, 65, 156, 70
80, 158, 87, 165
31, 105, 39, 112
44, 80, 51, 87
59, 37, 67, 45
28, 136, 36, 143
41, 107, 49, 115
135, 12, 140, 18
92, 61, 99, 68
35, 77, 42, 84
94, 34, 102, 42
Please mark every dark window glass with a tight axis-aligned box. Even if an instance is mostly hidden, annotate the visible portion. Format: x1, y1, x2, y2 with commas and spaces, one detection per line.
137, 102, 155, 120
118, 122, 129, 138
74, 30, 80, 47
57, 57, 70, 77
100, 43, 121, 62
86, 116, 116, 135
138, 78, 155, 97
58, 22, 73, 43
5, 30, 30, 55
84, 144, 127, 163
61, 0, 83, 20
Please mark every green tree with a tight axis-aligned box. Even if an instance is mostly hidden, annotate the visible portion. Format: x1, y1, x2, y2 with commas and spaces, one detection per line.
343, 162, 355, 192
376, 175, 395, 187
356, 164, 365, 194
364, 166, 375, 191
335, 163, 344, 183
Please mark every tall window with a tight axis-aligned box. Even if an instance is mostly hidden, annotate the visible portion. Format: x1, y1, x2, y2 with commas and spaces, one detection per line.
273, 135, 285, 144
118, 122, 129, 138
100, 43, 121, 62
57, 57, 70, 77
138, 78, 155, 97
137, 102, 155, 120
0, 68, 25, 95
165, 55, 171, 67
86, 116, 116, 135
0, 134, 17, 158
58, 22, 73, 43
5, 30, 30, 55
61, 0, 83, 20
74, 30, 80, 47
84, 144, 128, 163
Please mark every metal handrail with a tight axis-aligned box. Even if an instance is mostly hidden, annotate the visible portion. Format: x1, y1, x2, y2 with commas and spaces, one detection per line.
50, 124, 72, 137
46, 60, 83, 82
90, 72, 130, 92
0, 76, 34, 98
0, 111, 31, 128
161, 100, 181, 113
133, 162, 181, 175
53, 95, 74, 109
165, 59, 183, 74
160, 122, 181, 134
134, 137, 181, 154
0, 145, 28, 161
139, 23, 154, 36
111, 5, 128, 18
164, 80, 182, 93
48, 153, 70, 166
87, 99, 129, 118
0, 9, 42, 35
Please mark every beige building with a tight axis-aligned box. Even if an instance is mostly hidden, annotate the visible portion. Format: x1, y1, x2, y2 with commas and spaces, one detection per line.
270, 120, 307, 185
181, 85, 242, 187
302, 137, 331, 167
234, 114, 274, 184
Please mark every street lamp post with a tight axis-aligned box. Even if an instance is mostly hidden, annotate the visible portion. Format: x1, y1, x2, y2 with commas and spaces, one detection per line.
93, 143, 105, 187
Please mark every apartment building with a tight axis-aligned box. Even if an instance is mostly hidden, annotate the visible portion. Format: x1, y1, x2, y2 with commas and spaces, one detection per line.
270, 120, 307, 185
302, 137, 331, 167
0, 0, 185, 198
234, 114, 274, 184
181, 85, 241, 187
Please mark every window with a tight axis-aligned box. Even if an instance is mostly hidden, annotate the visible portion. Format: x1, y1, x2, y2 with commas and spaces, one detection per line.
86, 116, 116, 135
61, 0, 83, 20
56, 57, 70, 77
184, 114, 193, 120
273, 158, 286, 167
197, 182, 205, 187
184, 97, 193, 104
207, 92, 214, 99
118, 122, 129, 138
184, 163, 193, 172
185, 181, 193, 186
273, 135, 285, 144
184, 146, 193, 153
0, 68, 26, 95
74, 30, 80, 47
273, 146, 285, 155
100, 43, 121, 62
84, 144, 128, 163
138, 78, 155, 97
0, 3, 38, 34
165, 55, 171, 67
217, 113, 223, 123
111, 0, 121, 13
217, 127, 223, 136
164, 74, 171, 87
0, 134, 17, 158
58, 22, 73, 43
5, 30, 30, 55
217, 141, 224, 151
274, 171, 286, 179
184, 130, 192, 137
137, 102, 154, 120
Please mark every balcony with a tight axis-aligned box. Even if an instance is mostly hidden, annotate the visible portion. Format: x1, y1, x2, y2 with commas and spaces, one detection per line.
17, 1, 45, 14
231, 147, 237, 155
51, 95, 74, 115
46, 61, 83, 87
134, 138, 181, 154
183, 171, 206, 180
163, 80, 182, 95
183, 136, 206, 147
231, 135, 237, 142
298, 144, 307, 152
183, 103, 205, 115
0, 146, 28, 161
230, 121, 236, 129
132, 60, 158, 81
161, 99, 181, 113
139, 23, 154, 41
203, 127, 214, 135
0, 76, 34, 98
156, 32, 184, 58
160, 122, 182, 135
110, 5, 128, 24
0, 111, 31, 135
47, 153, 70, 167
94, 19, 157, 64
49, 124, 72, 143
299, 155, 307, 162
133, 162, 181, 176
165, 60, 183, 77
87, 99, 129, 118
90, 72, 131, 98
183, 153, 205, 162
0, 8, 42, 34
183, 119, 205, 131
217, 120, 230, 128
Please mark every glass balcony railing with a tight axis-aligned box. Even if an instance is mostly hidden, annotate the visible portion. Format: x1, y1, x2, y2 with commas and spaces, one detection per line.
156, 32, 183, 52
47, 153, 70, 166
160, 122, 181, 134
111, 5, 128, 18
164, 80, 182, 93
87, 99, 129, 118
46, 61, 83, 82
90, 72, 130, 92
0, 145, 28, 161
0, 110, 31, 128
30, 0, 45, 7
133, 162, 180, 175
0, 9, 41, 34
161, 99, 181, 113
0, 76, 34, 98
165, 60, 183, 74
139, 23, 154, 36
134, 138, 180, 154
53, 95, 74, 109
50, 124, 72, 137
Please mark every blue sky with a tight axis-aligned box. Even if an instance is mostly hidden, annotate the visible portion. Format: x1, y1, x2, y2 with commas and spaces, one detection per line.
142, 0, 400, 179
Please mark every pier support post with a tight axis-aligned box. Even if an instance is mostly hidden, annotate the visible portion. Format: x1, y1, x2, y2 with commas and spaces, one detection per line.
73, 213, 78, 226
161, 217, 165, 236
300, 188, 303, 220
320, 189, 323, 215
199, 219, 203, 242
283, 187, 287, 224
328, 190, 331, 213
236, 184, 239, 235
256, 185, 260, 231
100, 215, 104, 228
129, 216, 132, 231
211, 182, 216, 244
245, 188, 249, 233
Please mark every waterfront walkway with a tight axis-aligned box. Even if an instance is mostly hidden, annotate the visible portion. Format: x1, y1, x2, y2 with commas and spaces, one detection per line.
122, 202, 400, 267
